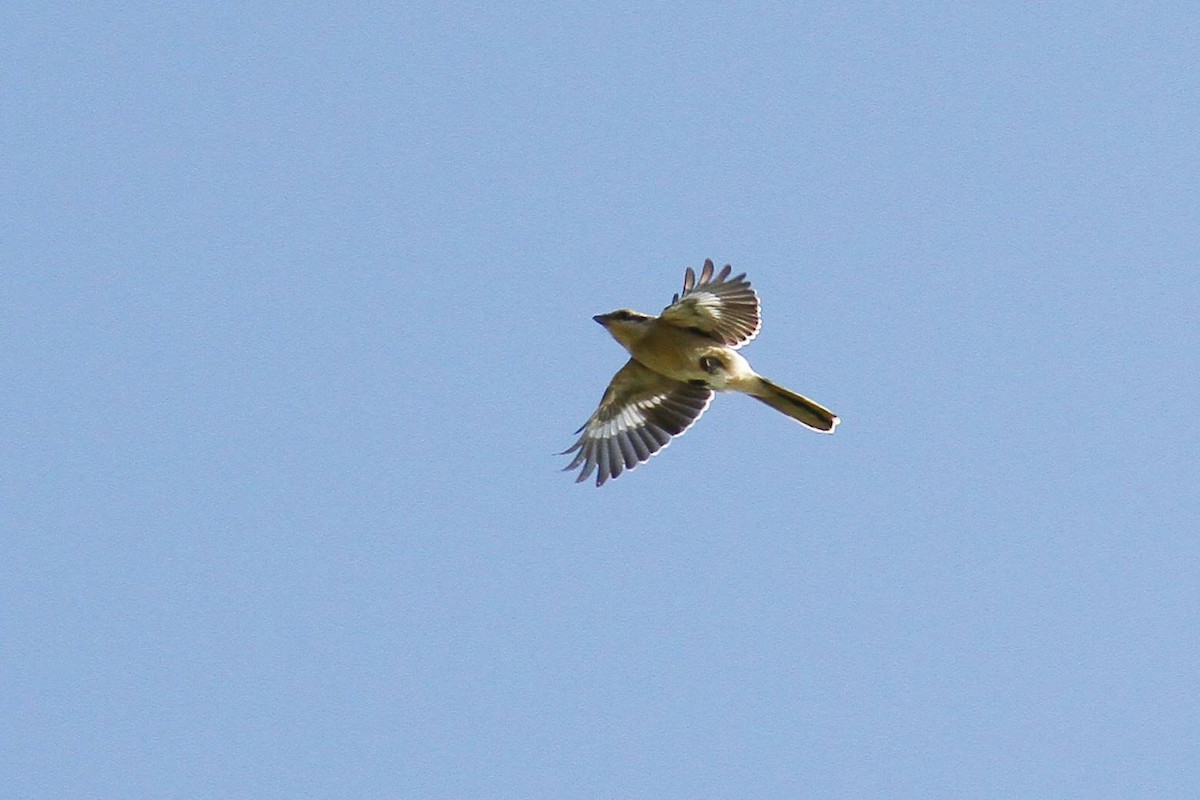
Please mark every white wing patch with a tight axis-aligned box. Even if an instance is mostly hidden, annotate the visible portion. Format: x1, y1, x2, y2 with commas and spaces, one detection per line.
563, 360, 713, 486
660, 259, 761, 348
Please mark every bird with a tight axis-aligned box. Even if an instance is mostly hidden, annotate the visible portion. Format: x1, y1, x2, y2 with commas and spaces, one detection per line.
562, 259, 838, 486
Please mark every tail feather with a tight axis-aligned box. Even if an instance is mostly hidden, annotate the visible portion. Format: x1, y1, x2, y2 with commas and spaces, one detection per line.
748, 376, 839, 433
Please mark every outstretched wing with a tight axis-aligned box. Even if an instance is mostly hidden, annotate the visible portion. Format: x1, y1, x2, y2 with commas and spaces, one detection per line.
659, 259, 761, 348
562, 359, 713, 487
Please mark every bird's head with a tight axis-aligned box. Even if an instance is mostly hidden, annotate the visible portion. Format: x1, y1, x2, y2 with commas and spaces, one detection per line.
593, 309, 654, 348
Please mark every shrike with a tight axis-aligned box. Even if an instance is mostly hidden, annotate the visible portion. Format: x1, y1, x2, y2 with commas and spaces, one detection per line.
563, 259, 838, 486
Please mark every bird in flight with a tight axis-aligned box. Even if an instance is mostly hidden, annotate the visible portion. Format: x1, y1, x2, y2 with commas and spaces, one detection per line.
563, 259, 838, 486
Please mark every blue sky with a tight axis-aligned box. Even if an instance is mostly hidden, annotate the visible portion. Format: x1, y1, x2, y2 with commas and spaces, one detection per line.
4, 3, 1198, 798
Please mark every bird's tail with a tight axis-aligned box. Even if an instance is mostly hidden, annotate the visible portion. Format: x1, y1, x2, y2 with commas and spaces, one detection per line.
747, 376, 839, 433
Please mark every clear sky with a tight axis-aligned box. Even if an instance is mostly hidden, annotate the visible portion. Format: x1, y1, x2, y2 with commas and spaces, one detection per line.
4, 4, 1198, 798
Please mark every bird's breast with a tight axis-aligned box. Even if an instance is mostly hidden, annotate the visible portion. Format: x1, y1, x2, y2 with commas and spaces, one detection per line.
629, 325, 749, 388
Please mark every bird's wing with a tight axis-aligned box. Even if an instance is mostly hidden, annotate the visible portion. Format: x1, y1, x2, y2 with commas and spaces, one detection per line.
659, 259, 761, 349
562, 358, 713, 486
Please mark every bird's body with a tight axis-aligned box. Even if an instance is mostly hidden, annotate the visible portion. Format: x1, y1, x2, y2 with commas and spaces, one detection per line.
600, 316, 743, 386
563, 260, 838, 486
